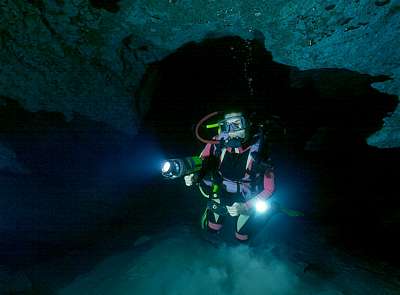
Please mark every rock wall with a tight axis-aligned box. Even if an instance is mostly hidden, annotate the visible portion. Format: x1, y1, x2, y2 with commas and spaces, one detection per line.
0, 143, 28, 174
1, 0, 399, 147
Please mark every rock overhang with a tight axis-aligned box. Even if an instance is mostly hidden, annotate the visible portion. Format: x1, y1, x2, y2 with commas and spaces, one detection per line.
0, 0, 398, 147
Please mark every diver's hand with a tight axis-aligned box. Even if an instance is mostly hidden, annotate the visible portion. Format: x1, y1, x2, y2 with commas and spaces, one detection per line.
226, 202, 248, 216
184, 174, 195, 186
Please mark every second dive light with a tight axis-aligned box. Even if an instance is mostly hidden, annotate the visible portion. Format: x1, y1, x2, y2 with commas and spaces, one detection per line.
255, 200, 270, 214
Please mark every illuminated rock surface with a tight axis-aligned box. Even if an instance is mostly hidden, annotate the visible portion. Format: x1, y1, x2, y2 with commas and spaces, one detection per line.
1, 0, 399, 146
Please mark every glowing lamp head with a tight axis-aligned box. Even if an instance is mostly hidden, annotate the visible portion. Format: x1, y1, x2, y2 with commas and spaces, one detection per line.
255, 200, 270, 214
162, 161, 171, 173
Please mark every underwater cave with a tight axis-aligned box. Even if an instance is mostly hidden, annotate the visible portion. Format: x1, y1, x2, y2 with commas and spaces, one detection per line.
1, 1, 400, 294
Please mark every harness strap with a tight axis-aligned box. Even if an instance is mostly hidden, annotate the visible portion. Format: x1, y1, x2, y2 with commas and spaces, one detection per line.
203, 132, 267, 194
220, 147, 227, 164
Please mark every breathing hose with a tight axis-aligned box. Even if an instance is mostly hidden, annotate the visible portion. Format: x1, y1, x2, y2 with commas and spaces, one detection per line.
194, 111, 222, 145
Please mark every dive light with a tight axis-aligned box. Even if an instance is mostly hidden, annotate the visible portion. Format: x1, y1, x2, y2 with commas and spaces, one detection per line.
161, 156, 203, 179
206, 199, 271, 216
255, 200, 270, 214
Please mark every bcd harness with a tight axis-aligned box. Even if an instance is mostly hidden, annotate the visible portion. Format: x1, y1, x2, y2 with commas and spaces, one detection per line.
198, 131, 273, 200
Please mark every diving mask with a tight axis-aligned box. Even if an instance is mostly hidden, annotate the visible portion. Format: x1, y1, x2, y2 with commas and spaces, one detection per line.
220, 113, 249, 148
220, 115, 247, 133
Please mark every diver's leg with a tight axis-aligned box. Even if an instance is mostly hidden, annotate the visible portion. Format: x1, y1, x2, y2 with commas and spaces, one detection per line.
207, 208, 224, 232
235, 214, 252, 241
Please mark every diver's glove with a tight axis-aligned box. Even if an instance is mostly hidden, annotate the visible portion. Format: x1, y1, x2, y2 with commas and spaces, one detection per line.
226, 202, 249, 216
184, 174, 196, 186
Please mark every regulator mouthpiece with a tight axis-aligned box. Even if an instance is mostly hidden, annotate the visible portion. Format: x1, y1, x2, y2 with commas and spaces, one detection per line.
224, 137, 243, 148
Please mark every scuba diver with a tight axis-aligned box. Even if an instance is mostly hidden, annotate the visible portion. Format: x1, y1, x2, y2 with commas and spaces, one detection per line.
184, 111, 275, 242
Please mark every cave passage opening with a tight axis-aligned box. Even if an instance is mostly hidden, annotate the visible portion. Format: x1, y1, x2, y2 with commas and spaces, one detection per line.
135, 35, 400, 265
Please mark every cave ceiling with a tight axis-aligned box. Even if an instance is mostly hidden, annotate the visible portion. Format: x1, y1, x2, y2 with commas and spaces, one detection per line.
0, 0, 399, 147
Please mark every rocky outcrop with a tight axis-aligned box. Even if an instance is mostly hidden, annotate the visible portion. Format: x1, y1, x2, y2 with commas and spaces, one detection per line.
0, 0, 399, 146
0, 143, 28, 174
